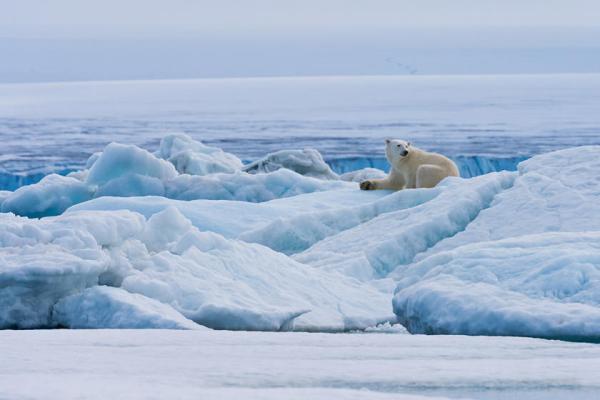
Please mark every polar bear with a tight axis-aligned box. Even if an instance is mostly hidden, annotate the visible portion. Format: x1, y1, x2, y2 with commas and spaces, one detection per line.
360, 139, 459, 191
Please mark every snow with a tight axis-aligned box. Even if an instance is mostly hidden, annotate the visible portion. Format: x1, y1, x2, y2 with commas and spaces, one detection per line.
1, 174, 93, 218
119, 208, 393, 331
340, 167, 388, 182
165, 169, 350, 202
243, 148, 339, 179
391, 146, 600, 340
2, 330, 600, 400
2, 133, 600, 340
1, 139, 353, 217
53, 286, 205, 330
294, 172, 515, 280
157, 133, 243, 175
0, 206, 393, 331
70, 187, 388, 239
239, 186, 438, 255
0, 210, 144, 328
87, 142, 178, 186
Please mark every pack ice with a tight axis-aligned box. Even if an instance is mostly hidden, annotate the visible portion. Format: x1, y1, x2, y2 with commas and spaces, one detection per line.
0, 133, 351, 218
1, 135, 599, 340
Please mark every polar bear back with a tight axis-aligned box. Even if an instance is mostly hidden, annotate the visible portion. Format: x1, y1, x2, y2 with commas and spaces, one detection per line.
392, 147, 459, 189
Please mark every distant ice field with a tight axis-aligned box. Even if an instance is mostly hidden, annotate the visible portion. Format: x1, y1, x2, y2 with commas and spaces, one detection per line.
1, 74, 599, 189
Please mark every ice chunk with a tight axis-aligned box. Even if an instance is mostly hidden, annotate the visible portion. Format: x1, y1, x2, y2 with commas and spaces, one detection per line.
95, 174, 166, 198
243, 149, 338, 180
165, 169, 350, 202
85, 152, 102, 169
340, 168, 387, 182
1, 142, 178, 217
87, 142, 177, 187
0, 190, 12, 207
413, 146, 600, 259
70, 187, 388, 240
0, 210, 145, 329
158, 133, 242, 175
141, 206, 193, 252
295, 172, 515, 280
3, 141, 352, 217
1, 174, 93, 218
393, 232, 600, 341
122, 209, 394, 331
53, 286, 204, 330
362, 322, 409, 334
1, 206, 393, 331
391, 147, 600, 340
240, 187, 439, 255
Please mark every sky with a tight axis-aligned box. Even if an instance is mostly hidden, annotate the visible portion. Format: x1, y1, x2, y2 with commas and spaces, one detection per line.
1, 0, 599, 82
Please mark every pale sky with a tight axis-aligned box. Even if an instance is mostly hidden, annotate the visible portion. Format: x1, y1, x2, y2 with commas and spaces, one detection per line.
1, 0, 599, 82
2, 0, 600, 38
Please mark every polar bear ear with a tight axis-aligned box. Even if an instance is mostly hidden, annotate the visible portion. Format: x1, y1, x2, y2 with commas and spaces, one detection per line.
406, 142, 411, 147
385, 139, 391, 144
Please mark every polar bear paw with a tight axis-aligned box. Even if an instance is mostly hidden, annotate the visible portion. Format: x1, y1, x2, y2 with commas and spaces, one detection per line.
360, 180, 376, 190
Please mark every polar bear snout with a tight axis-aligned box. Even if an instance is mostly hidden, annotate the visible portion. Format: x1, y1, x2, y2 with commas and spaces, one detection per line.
400, 149, 409, 157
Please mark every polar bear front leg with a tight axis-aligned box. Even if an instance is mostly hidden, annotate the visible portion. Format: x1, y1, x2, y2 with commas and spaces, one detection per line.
360, 178, 403, 191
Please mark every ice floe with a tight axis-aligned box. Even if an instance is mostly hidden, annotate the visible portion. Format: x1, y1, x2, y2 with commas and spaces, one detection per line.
54, 286, 205, 330
0, 207, 393, 331
157, 133, 243, 175
2, 139, 600, 340
243, 148, 339, 180
1, 138, 352, 217
392, 146, 600, 340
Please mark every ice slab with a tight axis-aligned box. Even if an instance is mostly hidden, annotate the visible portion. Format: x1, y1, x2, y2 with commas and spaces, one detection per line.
54, 286, 204, 330
1, 140, 353, 217
70, 187, 388, 239
157, 133, 242, 175
0, 210, 144, 328
243, 148, 339, 180
1, 206, 393, 331
392, 146, 600, 340
295, 172, 515, 280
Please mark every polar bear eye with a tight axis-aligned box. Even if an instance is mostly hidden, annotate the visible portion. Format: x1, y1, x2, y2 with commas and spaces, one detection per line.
397, 144, 401, 148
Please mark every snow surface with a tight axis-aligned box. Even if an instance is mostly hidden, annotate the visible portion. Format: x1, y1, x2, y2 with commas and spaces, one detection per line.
2, 330, 600, 400
1, 136, 353, 217
157, 133, 243, 175
54, 286, 204, 330
294, 172, 515, 280
1, 138, 600, 340
243, 148, 339, 179
0, 206, 393, 331
392, 146, 600, 340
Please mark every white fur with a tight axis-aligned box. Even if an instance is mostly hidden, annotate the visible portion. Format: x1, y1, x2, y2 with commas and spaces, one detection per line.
360, 139, 459, 191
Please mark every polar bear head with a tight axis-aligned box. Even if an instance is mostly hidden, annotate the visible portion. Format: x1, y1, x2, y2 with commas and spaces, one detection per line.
385, 139, 412, 164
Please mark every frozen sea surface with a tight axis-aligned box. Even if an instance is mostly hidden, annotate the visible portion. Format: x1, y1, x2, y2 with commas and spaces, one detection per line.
1, 137, 599, 340
1, 74, 600, 189
1, 330, 599, 400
